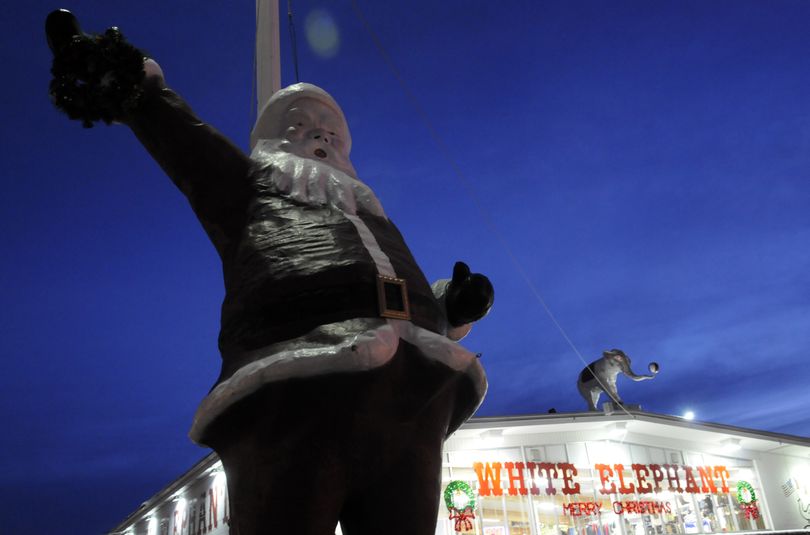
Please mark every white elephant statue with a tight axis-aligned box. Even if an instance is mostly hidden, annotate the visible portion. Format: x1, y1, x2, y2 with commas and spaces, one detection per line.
577, 349, 659, 411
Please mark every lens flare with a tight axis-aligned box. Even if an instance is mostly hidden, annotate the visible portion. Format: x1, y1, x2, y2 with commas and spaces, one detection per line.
305, 9, 340, 59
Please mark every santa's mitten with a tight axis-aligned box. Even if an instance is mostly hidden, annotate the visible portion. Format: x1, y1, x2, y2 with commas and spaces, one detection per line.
445, 261, 494, 327
46, 9, 147, 127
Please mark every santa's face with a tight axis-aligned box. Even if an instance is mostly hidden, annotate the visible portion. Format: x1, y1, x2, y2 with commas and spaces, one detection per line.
280, 98, 355, 177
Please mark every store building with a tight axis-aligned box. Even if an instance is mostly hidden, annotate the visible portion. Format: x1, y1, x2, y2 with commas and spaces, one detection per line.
108, 408, 810, 535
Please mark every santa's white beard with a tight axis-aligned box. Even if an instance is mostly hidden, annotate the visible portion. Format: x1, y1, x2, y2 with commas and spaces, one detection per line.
250, 139, 385, 217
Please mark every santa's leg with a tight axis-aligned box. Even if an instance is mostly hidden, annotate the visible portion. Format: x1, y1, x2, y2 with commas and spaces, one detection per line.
338, 423, 448, 535
339, 342, 475, 535
204, 379, 352, 535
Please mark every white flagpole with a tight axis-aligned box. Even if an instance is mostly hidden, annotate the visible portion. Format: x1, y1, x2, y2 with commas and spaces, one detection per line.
255, 0, 281, 114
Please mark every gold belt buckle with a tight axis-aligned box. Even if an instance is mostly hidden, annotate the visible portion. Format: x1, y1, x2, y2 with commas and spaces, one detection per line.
376, 274, 411, 320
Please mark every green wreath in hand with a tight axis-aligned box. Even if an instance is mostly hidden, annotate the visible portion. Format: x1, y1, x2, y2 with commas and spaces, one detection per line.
49, 26, 146, 127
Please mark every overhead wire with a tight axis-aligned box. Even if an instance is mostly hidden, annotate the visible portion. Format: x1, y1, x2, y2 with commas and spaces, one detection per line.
288, 0, 301, 82
348, 0, 635, 421
251, 1, 259, 129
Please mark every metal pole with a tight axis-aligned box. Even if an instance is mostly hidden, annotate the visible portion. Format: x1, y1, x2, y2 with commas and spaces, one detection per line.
255, 0, 281, 112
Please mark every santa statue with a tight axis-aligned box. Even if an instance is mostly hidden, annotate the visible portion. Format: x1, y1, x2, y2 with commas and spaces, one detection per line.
46, 10, 493, 535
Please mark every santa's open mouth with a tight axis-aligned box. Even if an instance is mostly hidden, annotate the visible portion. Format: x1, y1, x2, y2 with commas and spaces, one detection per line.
314, 148, 327, 158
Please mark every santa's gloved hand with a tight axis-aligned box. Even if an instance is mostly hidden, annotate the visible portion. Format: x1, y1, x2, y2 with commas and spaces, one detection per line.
445, 261, 494, 327
45, 9, 83, 54
46, 9, 147, 127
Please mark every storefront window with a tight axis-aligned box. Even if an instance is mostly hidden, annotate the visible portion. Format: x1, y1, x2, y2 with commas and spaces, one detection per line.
441, 436, 772, 535
726, 462, 766, 531
504, 494, 532, 535
479, 494, 508, 535
444, 447, 533, 535
527, 445, 582, 535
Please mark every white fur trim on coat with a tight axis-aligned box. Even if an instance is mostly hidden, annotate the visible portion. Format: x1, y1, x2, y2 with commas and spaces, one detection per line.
188, 318, 487, 443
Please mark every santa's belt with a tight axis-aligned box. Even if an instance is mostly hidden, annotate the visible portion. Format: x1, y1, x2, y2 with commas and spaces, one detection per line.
376, 274, 410, 320
219, 277, 446, 359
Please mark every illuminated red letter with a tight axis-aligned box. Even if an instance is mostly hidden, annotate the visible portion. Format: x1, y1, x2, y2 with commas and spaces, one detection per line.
525, 462, 540, 495
649, 464, 665, 492
504, 462, 528, 496
662, 464, 683, 492
558, 463, 581, 495
595, 464, 616, 494
473, 462, 503, 496
683, 466, 700, 493
536, 462, 559, 495
632, 464, 652, 494
209, 487, 219, 530
714, 466, 730, 493
697, 466, 718, 493
223, 484, 229, 524
614, 464, 635, 494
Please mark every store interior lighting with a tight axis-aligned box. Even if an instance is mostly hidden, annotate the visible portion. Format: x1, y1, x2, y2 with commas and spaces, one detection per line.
610, 422, 628, 438
479, 429, 504, 447
721, 438, 742, 452
737, 468, 754, 481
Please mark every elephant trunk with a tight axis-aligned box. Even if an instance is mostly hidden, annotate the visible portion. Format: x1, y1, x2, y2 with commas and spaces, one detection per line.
622, 360, 655, 382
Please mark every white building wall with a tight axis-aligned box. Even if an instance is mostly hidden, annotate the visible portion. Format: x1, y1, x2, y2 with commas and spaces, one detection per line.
755, 451, 810, 530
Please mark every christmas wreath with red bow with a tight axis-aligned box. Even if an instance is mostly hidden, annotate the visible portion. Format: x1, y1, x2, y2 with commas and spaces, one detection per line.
736, 480, 760, 520
444, 480, 476, 532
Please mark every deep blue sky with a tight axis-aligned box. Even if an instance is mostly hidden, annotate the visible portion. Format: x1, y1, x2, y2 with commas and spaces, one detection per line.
2, 1, 809, 533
